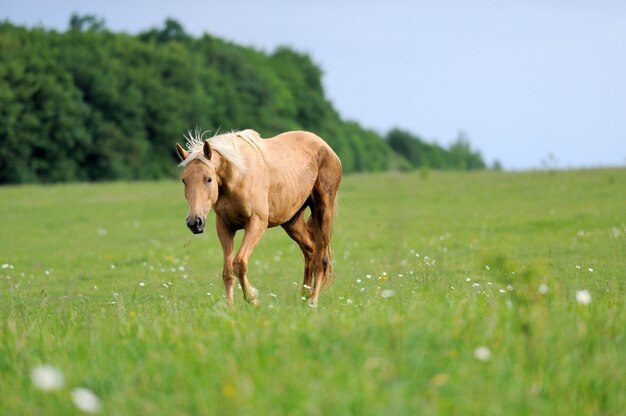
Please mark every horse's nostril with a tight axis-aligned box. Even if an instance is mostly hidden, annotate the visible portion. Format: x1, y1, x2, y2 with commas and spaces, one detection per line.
187, 216, 205, 233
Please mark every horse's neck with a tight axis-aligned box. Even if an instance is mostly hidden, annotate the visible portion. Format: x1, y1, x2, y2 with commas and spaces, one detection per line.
216, 156, 242, 194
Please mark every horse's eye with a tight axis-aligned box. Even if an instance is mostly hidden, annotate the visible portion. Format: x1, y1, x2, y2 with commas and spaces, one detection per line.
207, 177, 213, 184
181, 178, 185, 185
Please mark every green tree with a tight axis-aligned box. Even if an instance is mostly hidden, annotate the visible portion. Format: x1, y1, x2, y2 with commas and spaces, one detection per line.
386, 128, 486, 171
448, 131, 486, 170
0, 18, 487, 183
69, 14, 106, 33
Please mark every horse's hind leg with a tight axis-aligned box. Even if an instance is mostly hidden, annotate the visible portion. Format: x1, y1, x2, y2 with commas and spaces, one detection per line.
282, 206, 315, 298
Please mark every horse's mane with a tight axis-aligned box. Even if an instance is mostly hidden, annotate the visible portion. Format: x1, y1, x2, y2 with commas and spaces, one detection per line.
179, 128, 264, 172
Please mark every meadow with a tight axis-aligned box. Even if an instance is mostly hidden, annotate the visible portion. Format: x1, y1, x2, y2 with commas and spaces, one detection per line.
1, 168, 624, 415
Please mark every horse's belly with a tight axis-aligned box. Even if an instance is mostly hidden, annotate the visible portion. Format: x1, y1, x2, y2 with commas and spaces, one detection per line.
267, 179, 314, 227
265, 133, 325, 226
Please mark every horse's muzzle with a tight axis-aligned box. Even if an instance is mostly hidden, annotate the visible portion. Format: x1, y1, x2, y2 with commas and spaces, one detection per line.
186, 216, 205, 234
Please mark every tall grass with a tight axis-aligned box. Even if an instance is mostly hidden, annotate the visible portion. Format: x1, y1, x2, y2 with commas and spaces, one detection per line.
1, 169, 624, 414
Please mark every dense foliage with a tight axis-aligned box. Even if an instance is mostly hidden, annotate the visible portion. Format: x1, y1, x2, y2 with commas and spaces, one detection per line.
0, 17, 487, 183
387, 128, 487, 171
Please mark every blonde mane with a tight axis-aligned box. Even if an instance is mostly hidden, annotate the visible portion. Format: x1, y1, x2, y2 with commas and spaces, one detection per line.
179, 128, 264, 172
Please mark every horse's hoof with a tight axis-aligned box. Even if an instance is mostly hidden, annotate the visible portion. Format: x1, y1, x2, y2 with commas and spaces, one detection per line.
301, 286, 313, 299
246, 288, 259, 306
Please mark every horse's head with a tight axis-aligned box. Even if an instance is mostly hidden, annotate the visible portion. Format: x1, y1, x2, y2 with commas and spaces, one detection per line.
176, 141, 219, 234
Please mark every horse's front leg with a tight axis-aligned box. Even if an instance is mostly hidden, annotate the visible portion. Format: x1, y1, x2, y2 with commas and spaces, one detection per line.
216, 217, 237, 305
233, 215, 267, 305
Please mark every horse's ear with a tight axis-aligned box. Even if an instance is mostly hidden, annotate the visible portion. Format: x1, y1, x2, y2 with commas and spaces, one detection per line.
175, 143, 189, 161
203, 140, 212, 160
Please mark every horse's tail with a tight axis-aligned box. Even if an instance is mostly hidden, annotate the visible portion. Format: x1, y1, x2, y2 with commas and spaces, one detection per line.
305, 138, 342, 306
320, 146, 342, 289
322, 194, 337, 289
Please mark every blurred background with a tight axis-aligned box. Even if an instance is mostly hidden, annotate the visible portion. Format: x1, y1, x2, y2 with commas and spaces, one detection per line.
2, 0, 625, 183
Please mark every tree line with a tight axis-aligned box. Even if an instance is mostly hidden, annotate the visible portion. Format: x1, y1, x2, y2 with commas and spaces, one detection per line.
0, 17, 489, 184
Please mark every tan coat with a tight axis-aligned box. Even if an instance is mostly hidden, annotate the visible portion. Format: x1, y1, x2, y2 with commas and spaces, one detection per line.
176, 130, 341, 306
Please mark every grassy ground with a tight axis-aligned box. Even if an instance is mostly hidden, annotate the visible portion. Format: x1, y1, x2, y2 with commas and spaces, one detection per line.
0, 169, 624, 415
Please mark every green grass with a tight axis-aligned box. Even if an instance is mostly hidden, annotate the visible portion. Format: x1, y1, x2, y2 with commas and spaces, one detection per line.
1, 169, 624, 415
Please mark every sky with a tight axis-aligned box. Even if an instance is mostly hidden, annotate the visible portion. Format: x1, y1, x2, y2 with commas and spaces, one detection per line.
3, 0, 626, 169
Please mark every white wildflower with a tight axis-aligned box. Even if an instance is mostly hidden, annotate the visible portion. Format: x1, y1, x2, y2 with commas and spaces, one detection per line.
473, 346, 492, 362
538, 284, 549, 295
576, 290, 592, 305
71, 387, 102, 413
31, 365, 64, 391
381, 289, 395, 298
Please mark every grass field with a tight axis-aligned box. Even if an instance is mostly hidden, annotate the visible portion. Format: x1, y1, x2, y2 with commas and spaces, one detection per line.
1, 168, 624, 415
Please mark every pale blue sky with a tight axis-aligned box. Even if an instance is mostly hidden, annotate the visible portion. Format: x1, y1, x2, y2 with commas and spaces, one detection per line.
3, 0, 626, 169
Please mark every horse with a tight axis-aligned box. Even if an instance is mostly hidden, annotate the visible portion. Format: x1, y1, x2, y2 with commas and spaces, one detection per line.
175, 129, 342, 306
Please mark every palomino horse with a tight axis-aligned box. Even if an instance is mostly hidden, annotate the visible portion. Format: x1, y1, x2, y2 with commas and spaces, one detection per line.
176, 129, 342, 306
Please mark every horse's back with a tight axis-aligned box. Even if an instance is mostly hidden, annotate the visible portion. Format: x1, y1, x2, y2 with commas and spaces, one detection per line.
262, 131, 341, 226
265, 130, 341, 175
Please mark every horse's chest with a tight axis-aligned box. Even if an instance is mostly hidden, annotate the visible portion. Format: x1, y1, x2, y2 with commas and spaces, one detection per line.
214, 199, 252, 229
